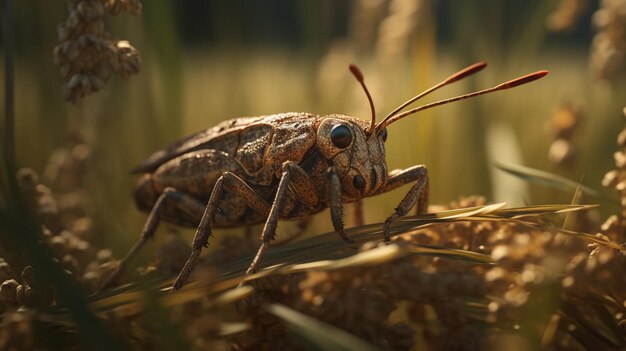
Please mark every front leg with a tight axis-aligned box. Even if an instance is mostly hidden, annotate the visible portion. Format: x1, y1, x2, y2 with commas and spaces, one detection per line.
327, 166, 355, 243
378, 165, 429, 242
102, 187, 207, 290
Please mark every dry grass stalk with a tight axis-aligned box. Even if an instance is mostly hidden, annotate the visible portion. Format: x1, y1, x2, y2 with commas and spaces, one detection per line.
600, 107, 626, 242
376, 0, 430, 62
589, 0, 626, 83
546, 0, 589, 32
1, 187, 624, 349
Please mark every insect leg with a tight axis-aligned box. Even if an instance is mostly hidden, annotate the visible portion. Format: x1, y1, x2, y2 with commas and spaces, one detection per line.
379, 165, 429, 242
171, 172, 271, 291
244, 160, 321, 274
102, 187, 206, 290
286, 161, 319, 206
327, 166, 355, 243
245, 163, 293, 275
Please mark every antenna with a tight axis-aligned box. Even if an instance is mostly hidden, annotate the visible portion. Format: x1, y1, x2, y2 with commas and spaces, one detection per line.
349, 64, 376, 135
376, 70, 549, 131
380, 62, 487, 127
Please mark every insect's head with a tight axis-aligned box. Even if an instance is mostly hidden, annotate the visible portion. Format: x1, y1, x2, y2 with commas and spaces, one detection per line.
316, 115, 388, 199
316, 63, 548, 200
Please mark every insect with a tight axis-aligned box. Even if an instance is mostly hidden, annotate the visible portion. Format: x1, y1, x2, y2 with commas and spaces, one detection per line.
102, 62, 547, 291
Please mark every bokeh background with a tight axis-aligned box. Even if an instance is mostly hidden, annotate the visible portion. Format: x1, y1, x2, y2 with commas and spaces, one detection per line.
5, 0, 626, 258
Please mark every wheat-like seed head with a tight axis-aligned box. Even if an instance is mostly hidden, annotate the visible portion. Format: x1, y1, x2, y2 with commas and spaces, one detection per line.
589, 0, 626, 84
53, 0, 142, 103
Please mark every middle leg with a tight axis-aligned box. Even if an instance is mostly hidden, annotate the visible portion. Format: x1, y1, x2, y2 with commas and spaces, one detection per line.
171, 172, 271, 291
245, 161, 320, 274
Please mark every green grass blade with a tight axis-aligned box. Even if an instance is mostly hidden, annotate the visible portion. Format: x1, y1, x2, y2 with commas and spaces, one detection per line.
494, 162, 598, 196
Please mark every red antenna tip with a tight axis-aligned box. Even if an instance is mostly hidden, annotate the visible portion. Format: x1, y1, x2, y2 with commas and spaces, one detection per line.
349, 64, 364, 82
447, 61, 487, 84
498, 70, 549, 90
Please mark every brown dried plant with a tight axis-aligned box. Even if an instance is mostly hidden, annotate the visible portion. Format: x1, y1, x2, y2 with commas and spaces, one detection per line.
548, 101, 585, 167
601, 107, 626, 241
589, 0, 626, 84
546, 0, 589, 33
221, 197, 624, 350
375, 0, 430, 62
2, 170, 624, 350
53, 0, 142, 103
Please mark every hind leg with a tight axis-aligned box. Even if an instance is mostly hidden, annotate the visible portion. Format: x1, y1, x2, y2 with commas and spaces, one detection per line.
101, 188, 206, 290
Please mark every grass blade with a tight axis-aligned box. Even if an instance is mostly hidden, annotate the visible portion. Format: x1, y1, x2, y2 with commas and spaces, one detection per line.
87, 202, 613, 314
489, 204, 598, 219
266, 304, 382, 351
494, 162, 598, 196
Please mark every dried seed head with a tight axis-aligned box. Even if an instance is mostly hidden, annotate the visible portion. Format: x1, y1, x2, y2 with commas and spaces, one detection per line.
615, 151, 626, 168
96, 249, 113, 262
601, 215, 620, 233
0, 280, 19, 309
546, 0, 588, 32
106, 0, 143, 16
549, 101, 585, 167
21, 266, 35, 286
114, 40, 141, 79
0, 259, 13, 282
602, 170, 620, 188
15, 284, 29, 306
618, 129, 626, 148
62, 254, 81, 278
589, 0, 626, 83
375, 0, 427, 62
548, 139, 576, 166
54, 0, 142, 103
76, 1, 105, 23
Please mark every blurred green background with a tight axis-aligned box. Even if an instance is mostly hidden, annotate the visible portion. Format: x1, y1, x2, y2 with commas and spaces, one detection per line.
4, 0, 625, 257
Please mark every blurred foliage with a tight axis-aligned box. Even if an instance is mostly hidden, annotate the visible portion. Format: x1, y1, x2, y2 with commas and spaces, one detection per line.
4, 0, 625, 248
2, 0, 626, 349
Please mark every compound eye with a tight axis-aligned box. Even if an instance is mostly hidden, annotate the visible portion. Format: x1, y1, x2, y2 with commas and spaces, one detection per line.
353, 175, 366, 192
379, 128, 388, 142
330, 124, 352, 149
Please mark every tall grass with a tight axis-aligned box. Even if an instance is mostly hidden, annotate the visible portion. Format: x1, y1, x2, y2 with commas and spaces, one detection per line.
2, 1, 626, 349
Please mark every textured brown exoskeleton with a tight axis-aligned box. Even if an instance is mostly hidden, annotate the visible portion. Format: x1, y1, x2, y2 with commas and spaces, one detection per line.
102, 62, 548, 291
